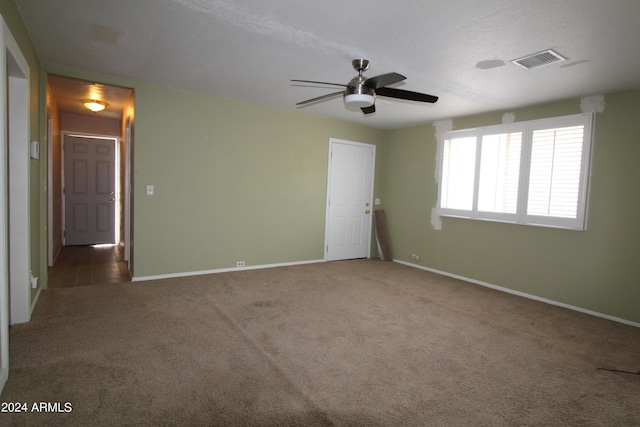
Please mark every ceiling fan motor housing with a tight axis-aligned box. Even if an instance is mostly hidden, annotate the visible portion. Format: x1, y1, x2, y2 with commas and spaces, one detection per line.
346, 75, 374, 96
344, 75, 375, 108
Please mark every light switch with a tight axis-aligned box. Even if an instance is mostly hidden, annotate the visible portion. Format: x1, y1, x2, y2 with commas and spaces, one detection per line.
30, 140, 39, 159
375, 198, 381, 205
146, 185, 154, 195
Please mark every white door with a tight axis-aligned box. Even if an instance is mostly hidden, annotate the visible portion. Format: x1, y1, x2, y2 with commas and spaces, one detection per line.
325, 139, 375, 261
64, 135, 116, 245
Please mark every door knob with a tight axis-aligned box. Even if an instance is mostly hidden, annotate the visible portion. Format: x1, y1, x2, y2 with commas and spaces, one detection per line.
110, 198, 115, 203
365, 210, 370, 214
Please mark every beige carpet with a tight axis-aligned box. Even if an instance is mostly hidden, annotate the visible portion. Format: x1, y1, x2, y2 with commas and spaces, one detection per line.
1, 260, 638, 426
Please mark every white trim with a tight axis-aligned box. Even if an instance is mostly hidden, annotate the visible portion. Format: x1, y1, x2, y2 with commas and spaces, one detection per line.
132, 259, 326, 282
124, 118, 132, 267
0, 15, 10, 396
394, 259, 640, 329
4, 19, 31, 325
47, 115, 54, 266
8, 73, 30, 324
30, 286, 42, 313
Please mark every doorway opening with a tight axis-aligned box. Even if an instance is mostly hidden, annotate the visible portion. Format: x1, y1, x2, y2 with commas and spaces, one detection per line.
47, 74, 134, 284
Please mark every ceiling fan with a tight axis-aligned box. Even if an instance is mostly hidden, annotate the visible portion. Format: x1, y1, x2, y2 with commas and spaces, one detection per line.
292, 59, 438, 115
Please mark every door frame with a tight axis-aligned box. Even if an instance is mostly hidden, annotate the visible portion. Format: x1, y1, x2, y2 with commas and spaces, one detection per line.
61, 132, 120, 246
0, 14, 32, 394
324, 138, 376, 261
47, 114, 55, 265
123, 118, 131, 266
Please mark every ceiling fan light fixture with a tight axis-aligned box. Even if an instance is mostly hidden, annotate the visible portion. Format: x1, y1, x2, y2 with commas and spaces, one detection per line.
83, 99, 107, 112
344, 93, 374, 108
293, 59, 438, 113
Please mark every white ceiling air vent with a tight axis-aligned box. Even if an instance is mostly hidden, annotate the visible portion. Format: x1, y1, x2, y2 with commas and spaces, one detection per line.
511, 49, 566, 70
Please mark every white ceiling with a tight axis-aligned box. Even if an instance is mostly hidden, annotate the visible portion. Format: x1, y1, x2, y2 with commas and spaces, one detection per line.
16, 0, 640, 129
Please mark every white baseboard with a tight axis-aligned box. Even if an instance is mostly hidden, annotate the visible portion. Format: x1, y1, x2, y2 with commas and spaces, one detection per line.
30, 286, 42, 318
394, 259, 640, 329
132, 259, 326, 282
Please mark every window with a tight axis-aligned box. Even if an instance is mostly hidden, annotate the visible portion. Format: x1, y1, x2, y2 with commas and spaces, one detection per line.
441, 136, 476, 210
437, 113, 593, 230
477, 131, 522, 214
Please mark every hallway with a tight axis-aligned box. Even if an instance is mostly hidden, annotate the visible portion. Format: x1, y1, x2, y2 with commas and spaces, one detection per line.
48, 245, 131, 288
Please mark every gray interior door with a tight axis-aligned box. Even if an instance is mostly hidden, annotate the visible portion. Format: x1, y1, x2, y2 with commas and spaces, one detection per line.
64, 135, 116, 246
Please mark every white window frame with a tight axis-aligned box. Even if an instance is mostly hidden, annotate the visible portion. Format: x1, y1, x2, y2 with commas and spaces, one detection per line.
436, 113, 594, 230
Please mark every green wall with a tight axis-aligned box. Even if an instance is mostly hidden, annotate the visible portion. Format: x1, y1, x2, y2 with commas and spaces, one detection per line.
134, 83, 386, 277
384, 91, 640, 323
0, 0, 43, 302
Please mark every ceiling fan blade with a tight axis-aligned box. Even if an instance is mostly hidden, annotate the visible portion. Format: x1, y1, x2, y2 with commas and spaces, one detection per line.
291, 79, 347, 87
361, 104, 376, 115
295, 91, 344, 106
363, 72, 406, 89
376, 87, 438, 103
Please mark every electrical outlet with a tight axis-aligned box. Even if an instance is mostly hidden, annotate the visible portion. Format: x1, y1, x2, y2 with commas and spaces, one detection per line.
236, 261, 245, 267
410, 254, 420, 261
30, 271, 38, 289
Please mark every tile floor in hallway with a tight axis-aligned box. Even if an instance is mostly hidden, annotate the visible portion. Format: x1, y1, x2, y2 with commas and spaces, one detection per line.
48, 244, 131, 288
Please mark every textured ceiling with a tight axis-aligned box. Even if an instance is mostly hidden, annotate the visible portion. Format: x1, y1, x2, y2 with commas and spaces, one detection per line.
16, 0, 640, 129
